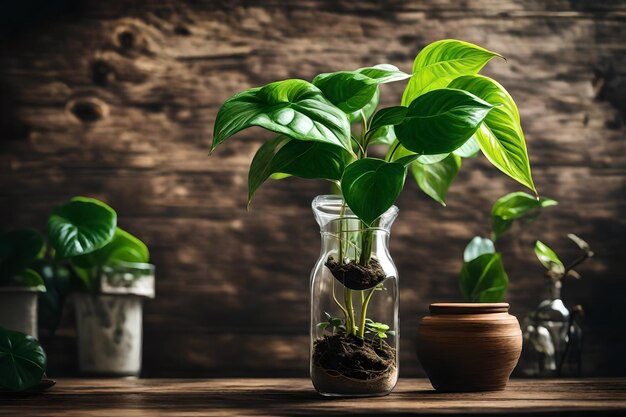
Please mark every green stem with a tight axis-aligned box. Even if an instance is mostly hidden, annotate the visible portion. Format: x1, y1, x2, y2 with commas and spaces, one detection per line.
332, 276, 349, 325
359, 221, 373, 266
345, 288, 356, 335
358, 287, 377, 338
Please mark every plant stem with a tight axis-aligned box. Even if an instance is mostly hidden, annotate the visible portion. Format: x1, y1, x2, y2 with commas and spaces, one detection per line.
359, 224, 373, 266
358, 287, 377, 338
345, 288, 356, 335
331, 276, 349, 325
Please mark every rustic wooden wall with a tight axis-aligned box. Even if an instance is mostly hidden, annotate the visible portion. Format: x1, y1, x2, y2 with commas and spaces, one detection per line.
1, 0, 624, 377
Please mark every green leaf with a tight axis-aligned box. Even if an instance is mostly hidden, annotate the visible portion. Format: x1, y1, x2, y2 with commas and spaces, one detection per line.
394, 88, 495, 155
453, 137, 480, 158
402, 39, 502, 105
313, 71, 379, 113
491, 192, 558, 240
448, 75, 535, 192
535, 240, 564, 273
463, 236, 495, 262
368, 125, 397, 146
0, 228, 45, 280
348, 88, 379, 123
12, 269, 45, 292
460, 252, 508, 302
386, 140, 448, 165
212, 79, 352, 154
368, 106, 408, 133
341, 158, 406, 225
73, 227, 149, 268
411, 154, 461, 206
0, 327, 47, 391
48, 197, 117, 259
356, 64, 411, 84
248, 136, 353, 203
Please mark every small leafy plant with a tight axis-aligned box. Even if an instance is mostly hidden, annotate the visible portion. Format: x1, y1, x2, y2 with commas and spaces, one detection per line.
535, 234, 593, 281
460, 192, 557, 302
1, 196, 150, 332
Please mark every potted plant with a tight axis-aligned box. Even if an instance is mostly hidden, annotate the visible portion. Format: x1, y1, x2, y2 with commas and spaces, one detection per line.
521, 234, 593, 377
417, 192, 557, 392
45, 196, 155, 376
0, 229, 47, 337
211, 39, 538, 396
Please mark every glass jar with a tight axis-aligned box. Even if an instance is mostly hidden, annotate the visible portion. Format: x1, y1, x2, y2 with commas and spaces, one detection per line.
309, 195, 399, 397
520, 278, 583, 377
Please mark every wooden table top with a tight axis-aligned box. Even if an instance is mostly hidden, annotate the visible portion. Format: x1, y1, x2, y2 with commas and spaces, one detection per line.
1, 378, 625, 416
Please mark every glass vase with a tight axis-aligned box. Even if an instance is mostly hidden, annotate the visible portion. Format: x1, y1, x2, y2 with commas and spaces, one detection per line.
520, 278, 583, 377
309, 195, 399, 397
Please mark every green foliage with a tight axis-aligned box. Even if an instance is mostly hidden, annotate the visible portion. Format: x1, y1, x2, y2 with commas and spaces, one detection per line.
491, 192, 558, 240
448, 75, 535, 192
535, 235, 593, 280
460, 252, 508, 302
463, 236, 495, 263
72, 227, 149, 269
248, 136, 353, 203
535, 240, 564, 274
395, 88, 495, 155
411, 154, 461, 206
364, 318, 395, 340
47, 197, 117, 259
0, 327, 47, 391
212, 79, 353, 154
402, 39, 502, 105
318, 312, 346, 334
341, 158, 406, 225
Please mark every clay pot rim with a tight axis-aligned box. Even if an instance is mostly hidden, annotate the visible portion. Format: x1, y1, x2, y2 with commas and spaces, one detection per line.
429, 303, 509, 315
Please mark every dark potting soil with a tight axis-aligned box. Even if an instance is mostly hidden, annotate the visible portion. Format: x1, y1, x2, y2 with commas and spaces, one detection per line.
312, 334, 396, 380
325, 256, 386, 290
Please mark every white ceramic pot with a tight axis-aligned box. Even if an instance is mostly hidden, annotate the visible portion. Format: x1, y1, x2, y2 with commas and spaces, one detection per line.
0, 287, 39, 337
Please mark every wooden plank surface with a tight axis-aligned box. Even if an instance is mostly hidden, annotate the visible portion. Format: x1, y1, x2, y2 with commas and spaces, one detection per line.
0, 0, 625, 378
1, 378, 625, 416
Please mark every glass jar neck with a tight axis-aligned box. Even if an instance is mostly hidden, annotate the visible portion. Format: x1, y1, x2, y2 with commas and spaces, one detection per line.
545, 278, 562, 300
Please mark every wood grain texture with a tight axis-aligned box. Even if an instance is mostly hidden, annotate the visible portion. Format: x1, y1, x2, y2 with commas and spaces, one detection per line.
1, 378, 625, 416
0, 0, 625, 377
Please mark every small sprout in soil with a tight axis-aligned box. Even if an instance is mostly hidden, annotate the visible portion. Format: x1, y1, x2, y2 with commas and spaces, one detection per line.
318, 312, 346, 335
364, 318, 396, 348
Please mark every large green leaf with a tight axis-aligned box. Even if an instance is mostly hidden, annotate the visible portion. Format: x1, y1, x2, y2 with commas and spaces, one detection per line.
73, 227, 149, 268
348, 88, 379, 123
48, 197, 117, 259
0, 228, 45, 280
313, 72, 379, 113
0, 327, 47, 391
411, 153, 461, 206
212, 79, 352, 154
448, 75, 535, 192
460, 252, 508, 303
248, 136, 353, 203
491, 192, 558, 240
453, 137, 480, 158
534, 240, 564, 274
463, 236, 495, 262
395, 88, 495, 155
341, 158, 406, 225
386, 140, 448, 164
402, 39, 501, 105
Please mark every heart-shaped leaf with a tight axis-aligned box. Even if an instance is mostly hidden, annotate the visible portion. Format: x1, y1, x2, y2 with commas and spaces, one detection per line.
212, 79, 352, 154
368, 106, 408, 133
48, 197, 117, 259
0, 228, 45, 280
402, 39, 501, 105
411, 154, 461, 206
534, 240, 564, 273
460, 252, 508, 302
0, 327, 47, 391
395, 88, 495, 155
464, 236, 496, 262
491, 192, 558, 240
313, 72, 379, 113
341, 158, 406, 225
73, 227, 149, 268
448, 75, 536, 192
248, 136, 353, 203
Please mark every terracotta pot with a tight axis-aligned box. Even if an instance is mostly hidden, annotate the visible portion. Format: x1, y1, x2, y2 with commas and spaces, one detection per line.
416, 303, 522, 392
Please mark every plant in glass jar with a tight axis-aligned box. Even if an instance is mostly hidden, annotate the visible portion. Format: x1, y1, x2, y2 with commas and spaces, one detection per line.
521, 234, 593, 377
211, 39, 537, 396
